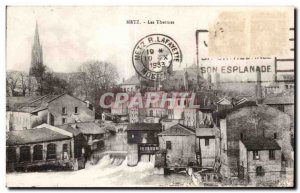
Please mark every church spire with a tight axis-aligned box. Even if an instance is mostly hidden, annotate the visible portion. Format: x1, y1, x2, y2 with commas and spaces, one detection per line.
30, 21, 43, 75
33, 21, 41, 47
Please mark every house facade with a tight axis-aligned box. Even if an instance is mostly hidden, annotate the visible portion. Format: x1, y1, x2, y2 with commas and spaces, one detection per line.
239, 138, 282, 185
127, 123, 161, 166
157, 124, 196, 168
195, 125, 219, 168
6, 124, 86, 172
219, 104, 293, 178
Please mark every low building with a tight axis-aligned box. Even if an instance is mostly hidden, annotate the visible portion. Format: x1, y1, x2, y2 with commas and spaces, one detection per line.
6, 93, 95, 131
127, 123, 161, 166
119, 75, 140, 93
157, 124, 196, 168
195, 125, 218, 168
6, 124, 86, 172
239, 138, 282, 185
59, 122, 106, 152
263, 95, 294, 117
161, 119, 180, 131
216, 97, 233, 111
218, 103, 293, 179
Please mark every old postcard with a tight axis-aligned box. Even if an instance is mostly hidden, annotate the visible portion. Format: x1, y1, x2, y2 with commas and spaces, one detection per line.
6, 6, 295, 188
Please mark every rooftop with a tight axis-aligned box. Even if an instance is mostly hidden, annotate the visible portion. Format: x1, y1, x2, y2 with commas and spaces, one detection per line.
196, 127, 215, 137
241, 137, 281, 151
158, 124, 195, 136
7, 127, 71, 146
6, 96, 41, 111
8, 93, 89, 113
127, 123, 161, 131
214, 101, 258, 119
120, 75, 140, 85
61, 122, 106, 135
263, 95, 294, 105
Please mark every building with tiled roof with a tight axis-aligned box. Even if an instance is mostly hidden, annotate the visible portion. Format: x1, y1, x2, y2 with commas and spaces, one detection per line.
59, 122, 106, 151
263, 95, 294, 117
241, 137, 281, 151
6, 123, 86, 172
158, 124, 195, 136
157, 124, 196, 167
219, 104, 294, 179
6, 93, 95, 131
239, 137, 282, 185
120, 75, 141, 92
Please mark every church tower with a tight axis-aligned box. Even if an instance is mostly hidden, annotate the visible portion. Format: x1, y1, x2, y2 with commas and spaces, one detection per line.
29, 22, 43, 75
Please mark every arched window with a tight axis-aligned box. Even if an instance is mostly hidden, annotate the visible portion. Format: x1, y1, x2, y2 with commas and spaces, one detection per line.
7, 147, 16, 163
20, 146, 31, 162
47, 143, 57, 160
33, 145, 43, 161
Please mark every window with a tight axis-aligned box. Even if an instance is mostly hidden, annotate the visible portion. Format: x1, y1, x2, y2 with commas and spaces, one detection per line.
274, 133, 277, 139
20, 146, 31, 162
149, 110, 153, 117
7, 147, 17, 163
47, 143, 57, 160
277, 105, 284, 112
269, 150, 275, 160
62, 107, 67, 114
75, 107, 78, 114
256, 166, 264, 176
142, 133, 148, 143
62, 118, 66, 124
166, 141, 172, 150
63, 144, 68, 160
240, 133, 244, 141
33, 145, 43, 161
253, 151, 259, 160
205, 138, 210, 146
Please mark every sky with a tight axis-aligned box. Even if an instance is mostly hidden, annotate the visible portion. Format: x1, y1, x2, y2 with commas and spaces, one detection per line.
6, 7, 294, 82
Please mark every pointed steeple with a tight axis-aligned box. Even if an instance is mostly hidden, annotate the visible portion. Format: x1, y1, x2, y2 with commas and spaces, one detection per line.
33, 21, 41, 48
30, 21, 43, 75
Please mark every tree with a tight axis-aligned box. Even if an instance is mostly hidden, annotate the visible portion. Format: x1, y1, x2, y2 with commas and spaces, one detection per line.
77, 60, 119, 118
31, 63, 69, 95
6, 71, 20, 96
31, 63, 46, 95
78, 60, 119, 91
19, 72, 29, 96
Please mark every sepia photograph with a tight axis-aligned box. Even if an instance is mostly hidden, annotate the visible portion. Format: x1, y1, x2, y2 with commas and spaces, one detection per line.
5, 6, 295, 188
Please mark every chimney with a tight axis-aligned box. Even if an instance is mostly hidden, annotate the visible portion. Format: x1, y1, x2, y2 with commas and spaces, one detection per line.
183, 71, 189, 90
256, 68, 263, 103
122, 77, 125, 83
215, 73, 220, 90
207, 73, 212, 83
86, 100, 90, 108
196, 30, 209, 90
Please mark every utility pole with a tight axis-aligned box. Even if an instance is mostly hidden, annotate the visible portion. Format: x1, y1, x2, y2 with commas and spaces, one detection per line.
195, 30, 209, 91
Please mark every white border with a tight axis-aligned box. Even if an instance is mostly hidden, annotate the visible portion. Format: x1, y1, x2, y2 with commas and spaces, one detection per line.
0, 1, 298, 193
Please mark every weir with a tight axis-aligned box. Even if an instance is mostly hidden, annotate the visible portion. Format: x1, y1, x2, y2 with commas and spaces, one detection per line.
91, 151, 127, 165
